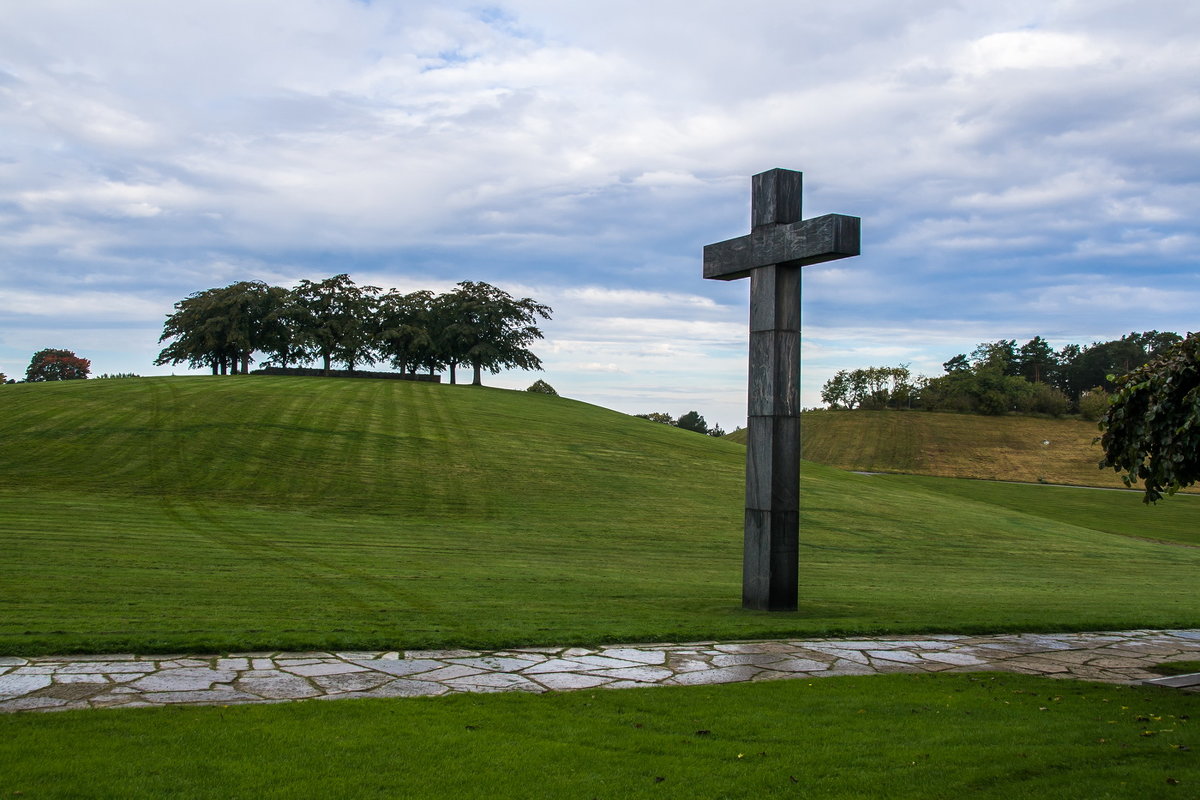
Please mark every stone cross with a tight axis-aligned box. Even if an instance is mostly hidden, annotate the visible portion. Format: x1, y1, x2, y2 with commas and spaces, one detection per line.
703, 169, 860, 611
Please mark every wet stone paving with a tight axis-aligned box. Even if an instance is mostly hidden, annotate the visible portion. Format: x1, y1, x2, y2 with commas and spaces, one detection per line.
2, 629, 1198, 713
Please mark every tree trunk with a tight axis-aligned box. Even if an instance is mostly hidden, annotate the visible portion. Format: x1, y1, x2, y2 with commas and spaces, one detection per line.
242, 353, 251, 374
322, 352, 331, 376
219, 358, 228, 375
211, 358, 219, 375
472, 361, 482, 386
449, 362, 457, 384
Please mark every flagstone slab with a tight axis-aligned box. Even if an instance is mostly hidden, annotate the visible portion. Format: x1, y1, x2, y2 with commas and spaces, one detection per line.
0, 696, 72, 712
807, 647, 870, 665
0, 657, 28, 667
599, 648, 668, 664
408, 664, 486, 682
54, 673, 109, 684
572, 655, 646, 670
1143, 673, 1200, 688
825, 660, 877, 676
59, 661, 157, 674
282, 662, 371, 678
132, 668, 237, 692
867, 650, 923, 663
588, 666, 674, 683
351, 658, 445, 678
237, 676, 321, 700
0, 674, 53, 698
712, 642, 795, 655
711, 653, 790, 668
521, 659, 593, 675
529, 672, 613, 691
921, 652, 989, 666
669, 666, 762, 686
561, 647, 593, 658
110, 673, 147, 683
444, 672, 542, 692
448, 656, 541, 672
993, 658, 1073, 674
312, 671, 396, 693
770, 658, 832, 673
403, 649, 480, 660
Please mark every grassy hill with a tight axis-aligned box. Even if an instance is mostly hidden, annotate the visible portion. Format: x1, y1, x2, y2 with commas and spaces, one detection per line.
728, 410, 1139, 488
2, 376, 1199, 656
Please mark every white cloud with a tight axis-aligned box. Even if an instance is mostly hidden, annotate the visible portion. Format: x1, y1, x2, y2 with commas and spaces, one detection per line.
957, 30, 1108, 76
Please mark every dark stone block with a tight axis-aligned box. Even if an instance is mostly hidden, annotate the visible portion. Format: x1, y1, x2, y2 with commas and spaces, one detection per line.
703, 214, 860, 281
752, 168, 803, 229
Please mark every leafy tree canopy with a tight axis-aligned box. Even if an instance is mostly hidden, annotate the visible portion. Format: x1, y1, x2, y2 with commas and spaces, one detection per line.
26, 349, 90, 382
1099, 333, 1200, 503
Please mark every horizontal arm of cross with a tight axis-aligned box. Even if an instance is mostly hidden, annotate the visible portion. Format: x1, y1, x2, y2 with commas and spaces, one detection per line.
703, 214, 861, 281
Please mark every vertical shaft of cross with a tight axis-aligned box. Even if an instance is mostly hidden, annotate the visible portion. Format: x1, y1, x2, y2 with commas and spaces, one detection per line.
743, 171, 803, 611
702, 167, 859, 613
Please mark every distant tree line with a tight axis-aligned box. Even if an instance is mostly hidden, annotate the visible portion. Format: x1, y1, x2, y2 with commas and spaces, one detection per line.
821, 331, 1182, 417
155, 275, 552, 386
635, 410, 726, 437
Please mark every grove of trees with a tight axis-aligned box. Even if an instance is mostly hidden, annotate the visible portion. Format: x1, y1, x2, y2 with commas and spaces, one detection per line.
155, 275, 552, 386
821, 331, 1182, 416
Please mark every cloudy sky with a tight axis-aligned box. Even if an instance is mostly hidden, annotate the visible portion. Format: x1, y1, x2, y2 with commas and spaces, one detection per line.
2, 0, 1197, 428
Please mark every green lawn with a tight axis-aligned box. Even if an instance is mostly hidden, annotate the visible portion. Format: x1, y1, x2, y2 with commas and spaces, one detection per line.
2, 376, 1199, 656
878, 474, 1200, 547
1, 673, 1195, 799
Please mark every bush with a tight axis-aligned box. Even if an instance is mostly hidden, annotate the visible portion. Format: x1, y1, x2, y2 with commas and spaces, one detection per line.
1014, 382, 1072, 416
1078, 387, 1110, 421
526, 379, 558, 395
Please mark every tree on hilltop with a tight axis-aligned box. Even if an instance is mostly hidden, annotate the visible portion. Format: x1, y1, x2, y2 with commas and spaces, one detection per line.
156, 281, 288, 374
291, 274, 382, 374
1099, 333, 1200, 503
436, 281, 552, 386
676, 410, 709, 434
377, 289, 438, 376
26, 349, 90, 381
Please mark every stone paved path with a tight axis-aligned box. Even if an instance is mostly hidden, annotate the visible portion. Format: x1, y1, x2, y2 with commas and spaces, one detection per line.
3, 629, 1199, 713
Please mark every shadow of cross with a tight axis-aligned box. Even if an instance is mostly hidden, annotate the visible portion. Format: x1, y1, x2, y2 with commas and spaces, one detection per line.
703, 168, 860, 611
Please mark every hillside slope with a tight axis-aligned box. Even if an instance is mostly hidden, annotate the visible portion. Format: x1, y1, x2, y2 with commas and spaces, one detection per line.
1, 377, 1198, 655
729, 410, 1131, 488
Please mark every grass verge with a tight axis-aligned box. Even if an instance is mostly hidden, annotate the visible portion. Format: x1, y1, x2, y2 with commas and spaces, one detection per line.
1, 673, 1196, 799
